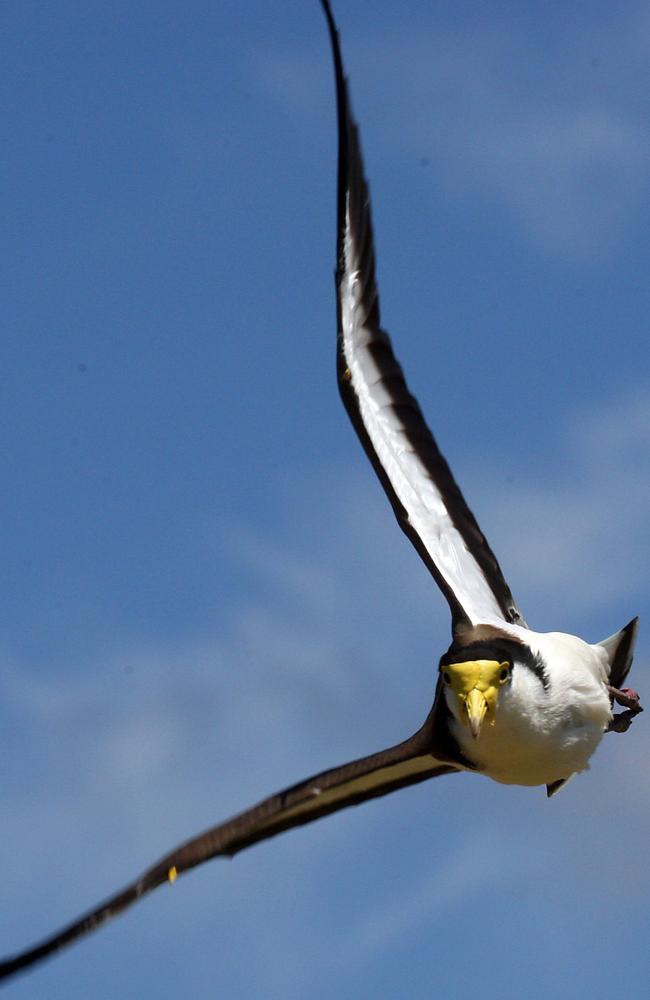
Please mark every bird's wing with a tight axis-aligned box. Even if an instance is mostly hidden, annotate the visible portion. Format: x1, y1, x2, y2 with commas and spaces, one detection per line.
598, 616, 639, 689
0, 735, 456, 982
321, 0, 526, 633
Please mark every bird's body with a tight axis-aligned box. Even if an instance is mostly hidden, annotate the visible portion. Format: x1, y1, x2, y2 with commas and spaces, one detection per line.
0, 0, 642, 984
444, 627, 613, 787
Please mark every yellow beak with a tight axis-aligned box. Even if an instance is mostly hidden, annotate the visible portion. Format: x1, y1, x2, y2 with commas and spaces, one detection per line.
465, 688, 489, 739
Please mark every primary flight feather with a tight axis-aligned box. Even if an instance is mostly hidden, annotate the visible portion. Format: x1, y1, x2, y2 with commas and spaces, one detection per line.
0, 0, 641, 984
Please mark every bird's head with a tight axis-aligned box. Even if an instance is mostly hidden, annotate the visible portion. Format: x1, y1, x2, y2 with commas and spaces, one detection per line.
439, 653, 512, 739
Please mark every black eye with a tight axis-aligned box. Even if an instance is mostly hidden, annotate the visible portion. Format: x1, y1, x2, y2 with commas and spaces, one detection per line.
442, 671, 451, 684
499, 666, 510, 682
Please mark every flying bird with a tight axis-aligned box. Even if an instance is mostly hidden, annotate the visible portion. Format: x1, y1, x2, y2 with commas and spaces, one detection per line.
0, 0, 642, 983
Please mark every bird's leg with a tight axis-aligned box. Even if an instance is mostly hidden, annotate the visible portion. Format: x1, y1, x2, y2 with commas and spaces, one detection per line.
606, 686, 643, 733
608, 685, 643, 711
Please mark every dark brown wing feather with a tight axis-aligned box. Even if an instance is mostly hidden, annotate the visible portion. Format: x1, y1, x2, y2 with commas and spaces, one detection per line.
320, 0, 525, 632
0, 730, 456, 983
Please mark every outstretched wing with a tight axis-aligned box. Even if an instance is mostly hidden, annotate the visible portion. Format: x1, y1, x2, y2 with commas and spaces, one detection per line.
321, 0, 526, 633
0, 733, 456, 983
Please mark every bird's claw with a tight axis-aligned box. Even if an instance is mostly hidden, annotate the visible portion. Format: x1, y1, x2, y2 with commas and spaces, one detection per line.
606, 686, 643, 734
608, 685, 643, 711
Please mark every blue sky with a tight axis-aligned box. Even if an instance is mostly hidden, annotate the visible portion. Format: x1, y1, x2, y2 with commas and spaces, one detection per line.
2, 1, 649, 996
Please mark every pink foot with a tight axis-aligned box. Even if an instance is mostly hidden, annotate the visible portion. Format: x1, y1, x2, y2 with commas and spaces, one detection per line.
606, 686, 643, 734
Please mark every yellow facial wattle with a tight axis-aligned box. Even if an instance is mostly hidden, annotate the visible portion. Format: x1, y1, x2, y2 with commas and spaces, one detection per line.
442, 659, 510, 739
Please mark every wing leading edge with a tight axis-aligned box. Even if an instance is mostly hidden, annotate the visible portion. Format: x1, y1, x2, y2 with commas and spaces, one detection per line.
0, 734, 455, 982
320, 0, 526, 633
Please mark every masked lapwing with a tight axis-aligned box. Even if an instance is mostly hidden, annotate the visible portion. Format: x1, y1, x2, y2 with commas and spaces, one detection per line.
0, 0, 642, 983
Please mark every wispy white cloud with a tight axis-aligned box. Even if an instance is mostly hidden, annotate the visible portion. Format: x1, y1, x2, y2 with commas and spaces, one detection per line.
335, 826, 540, 968
384, 29, 650, 260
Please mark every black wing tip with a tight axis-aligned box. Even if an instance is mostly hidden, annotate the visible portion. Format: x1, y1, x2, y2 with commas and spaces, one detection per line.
319, 0, 354, 263
0, 870, 163, 985
319, 1, 345, 96
603, 615, 640, 690
319, 1, 337, 38
0, 941, 59, 985
546, 778, 567, 798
